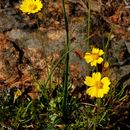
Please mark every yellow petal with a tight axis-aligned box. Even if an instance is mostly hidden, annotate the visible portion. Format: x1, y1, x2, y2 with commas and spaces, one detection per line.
97, 89, 104, 98
36, 0, 41, 2
101, 77, 111, 86
86, 87, 96, 97
92, 48, 99, 54
84, 76, 95, 86
102, 86, 110, 94
97, 57, 103, 64
92, 72, 101, 81
99, 49, 104, 56
85, 52, 90, 55
84, 54, 93, 63
91, 60, 97, 66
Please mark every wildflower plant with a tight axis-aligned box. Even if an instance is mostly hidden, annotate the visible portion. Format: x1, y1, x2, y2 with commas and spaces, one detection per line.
84, 72, 111, 98
84, 47, 104, 66
0, 0, 128, 129
19, 0, 43, 14
84, 47, 112, 129
84, 47, 111, 98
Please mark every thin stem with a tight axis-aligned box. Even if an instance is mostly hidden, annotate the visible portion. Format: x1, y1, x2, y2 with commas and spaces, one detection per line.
61, 0, 70, 123
104, 24, 114, 59
35, 15, 39, 28
87, 0, 91, 46
93, 98, 101, 130
105, 24, 114, 49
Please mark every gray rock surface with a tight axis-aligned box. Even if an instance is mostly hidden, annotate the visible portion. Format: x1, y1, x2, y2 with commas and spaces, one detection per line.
0, 8, 21, 32
0, 3, 130, 88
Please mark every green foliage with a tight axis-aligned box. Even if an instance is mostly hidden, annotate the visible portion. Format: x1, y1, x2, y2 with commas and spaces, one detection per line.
0, 79, 129, 129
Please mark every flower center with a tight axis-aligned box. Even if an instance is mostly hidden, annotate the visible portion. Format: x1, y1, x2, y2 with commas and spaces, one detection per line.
95, 81, 103, 89
28, 4, 37, 10
92, 53, 99, 60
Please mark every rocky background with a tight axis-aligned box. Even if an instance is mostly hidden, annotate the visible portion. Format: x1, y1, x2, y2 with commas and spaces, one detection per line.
0, 0, 130, 88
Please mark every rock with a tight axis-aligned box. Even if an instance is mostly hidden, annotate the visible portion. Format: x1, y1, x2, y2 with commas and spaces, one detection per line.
4, 21, 88, 86
118, 65, 130, 86
6, 29, 43, 48
0, 5, 109, 88
125, 40, 130, 54
0, 8, 21, 32
0, 33, 18, 80
110, 38, 129, 65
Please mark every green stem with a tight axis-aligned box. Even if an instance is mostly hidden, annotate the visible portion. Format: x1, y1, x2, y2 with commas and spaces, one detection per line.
87, 0, 91, 46
93, 117, 97, 130
104, 24, 114, 59
35, 15, 39, 28
93, 98, 101, 130
105, 24, 114, 50
61, 0, 70, 123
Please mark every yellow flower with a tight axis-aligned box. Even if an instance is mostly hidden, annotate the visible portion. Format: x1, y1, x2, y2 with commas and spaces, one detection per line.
84, 48, 104, 66
104, 61, 109, 68
84, 72, 111, 98
20, 0, 43, 14
13, 89, 23, 103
